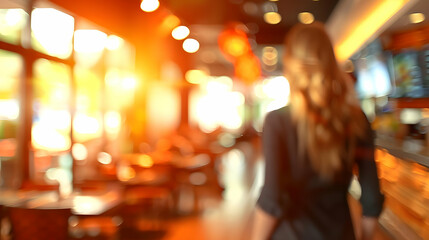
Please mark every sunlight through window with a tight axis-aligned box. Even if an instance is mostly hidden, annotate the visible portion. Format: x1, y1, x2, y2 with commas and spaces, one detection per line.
31, 8, 74, 59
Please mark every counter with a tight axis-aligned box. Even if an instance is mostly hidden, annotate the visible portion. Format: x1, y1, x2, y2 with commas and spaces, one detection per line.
375, 136, 429, 240
376, 135, 429, 168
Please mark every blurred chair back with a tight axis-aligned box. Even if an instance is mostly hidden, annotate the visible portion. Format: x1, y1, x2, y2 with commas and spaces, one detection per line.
8, 206, 71, 240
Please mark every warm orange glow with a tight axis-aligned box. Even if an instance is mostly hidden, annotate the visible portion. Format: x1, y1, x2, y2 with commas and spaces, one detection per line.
218, 26, 251, 60
189, 77, 244, 132
252, 76, 291, 120
234, 54, 261, 85
183, 38, 200, 53
206, 76, 233, 92
335, 0, 409, 61
5, 9, 26, 26
31, 8, 74, 58
264, 12, 282, 24
225, 36, 249, 57
185, 69, 208, 84
298, 12, 314, 24
104, 111, 121, 138
73, 113, 101, 135
262, 46, 278, 66
160, 14, 180, 35
140, 0, 160, 12
73, 196, 104, 215
118, 166, 136, 181
409, 12, 425, 24
45, 167, 72, 198
32, 122, 71, 151
122, 75, 137, 90
97, 152, 112, 165
72, 143, 88, 161
106, 35, 123, 51
0, 100, 19, 120
74, 29, 107, 53
138, 154, 153, 168
172, 26, 190, 40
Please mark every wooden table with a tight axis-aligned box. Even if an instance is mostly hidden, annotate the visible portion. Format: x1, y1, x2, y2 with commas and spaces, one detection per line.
1, 187, 123, 216
0, 189, 53, 207
25, 188, 123, 216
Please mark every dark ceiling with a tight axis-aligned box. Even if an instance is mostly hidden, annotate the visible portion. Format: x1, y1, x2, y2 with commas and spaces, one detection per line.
47, 0, 340, 46
44, 0, 341, 76
163, 0, 340, 45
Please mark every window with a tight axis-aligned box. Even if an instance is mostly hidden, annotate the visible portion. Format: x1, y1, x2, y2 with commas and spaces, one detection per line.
0, 50, 22, 187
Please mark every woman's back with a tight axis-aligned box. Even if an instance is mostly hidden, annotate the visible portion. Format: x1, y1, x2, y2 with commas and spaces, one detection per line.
252, 22, 384, 240
258, 107, 355, 239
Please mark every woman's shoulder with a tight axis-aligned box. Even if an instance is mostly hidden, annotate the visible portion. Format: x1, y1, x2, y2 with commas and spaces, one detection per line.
264, 106, 292, 129
265, 106, 290, 121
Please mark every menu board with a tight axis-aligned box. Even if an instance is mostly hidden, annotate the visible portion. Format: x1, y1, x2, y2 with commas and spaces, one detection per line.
389, 49, 428, 98
422, 45, 429, 89
353, 40, 392, 99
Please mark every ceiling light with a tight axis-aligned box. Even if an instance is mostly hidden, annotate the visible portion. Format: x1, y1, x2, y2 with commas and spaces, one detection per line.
409, 12, 425, 24
262, 46, 278, 66
183, 38, 200, 53
140, 0, 159, 12
264, 12, 282, 24
106, 35, 123, 50
335, 0, 409, 62
185, 69, 208, 84
298, 12, 314, 24
172, 26, 190, 40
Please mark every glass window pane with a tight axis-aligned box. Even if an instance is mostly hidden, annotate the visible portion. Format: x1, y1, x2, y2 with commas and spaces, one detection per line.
0, 50, 22, 187
189, 76, 245, 133
0, 0, 28, 45
105, 35, 135, 70
74, 66, 103, 143
33, 58, 71, 152
32, 58, 72, 186
31, 8, 74, 59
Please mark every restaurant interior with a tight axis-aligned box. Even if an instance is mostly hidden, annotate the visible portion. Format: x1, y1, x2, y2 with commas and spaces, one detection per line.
1, 0, 429, 239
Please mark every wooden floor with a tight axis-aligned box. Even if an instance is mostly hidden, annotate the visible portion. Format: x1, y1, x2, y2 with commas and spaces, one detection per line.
160, 142, 394, 240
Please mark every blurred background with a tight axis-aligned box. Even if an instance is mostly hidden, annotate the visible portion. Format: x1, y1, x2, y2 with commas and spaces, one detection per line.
0, 0, 429, 239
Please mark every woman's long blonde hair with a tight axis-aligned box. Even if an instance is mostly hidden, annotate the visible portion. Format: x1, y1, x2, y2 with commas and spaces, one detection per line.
283, 22, 366, 180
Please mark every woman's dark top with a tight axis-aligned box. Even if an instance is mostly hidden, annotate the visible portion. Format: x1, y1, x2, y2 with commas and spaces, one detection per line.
257, 107, 384, 240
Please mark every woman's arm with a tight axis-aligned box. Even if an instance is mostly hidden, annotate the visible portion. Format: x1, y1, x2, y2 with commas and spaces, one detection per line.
360, 216, 377, 240
251, 206, 278, 240
252, 109, 288, 239
356, 120, 384, 240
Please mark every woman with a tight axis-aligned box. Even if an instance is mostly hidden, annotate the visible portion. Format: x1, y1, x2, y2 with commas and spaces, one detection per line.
252, 22, 384, 240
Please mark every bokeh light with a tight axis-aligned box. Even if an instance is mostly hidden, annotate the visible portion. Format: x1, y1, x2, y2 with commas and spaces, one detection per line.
74, 30, 107, 53
183, 38, 200, 53
72, 143, 88, 161
140, 0, 160, 12
264, 12, 282, 24
31, 8, 74, 58
106, 35, 123, 51
298, 12, 314, 24
409, 13, 425, 24
185, 69, 208, 84
172, 26, 190, 40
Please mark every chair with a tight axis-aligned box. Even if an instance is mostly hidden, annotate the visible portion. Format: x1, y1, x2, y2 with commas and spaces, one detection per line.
119, 186, 171, 240
119, 165, 174, 240
8, 206, 71, 240
69, 215, 122, 240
